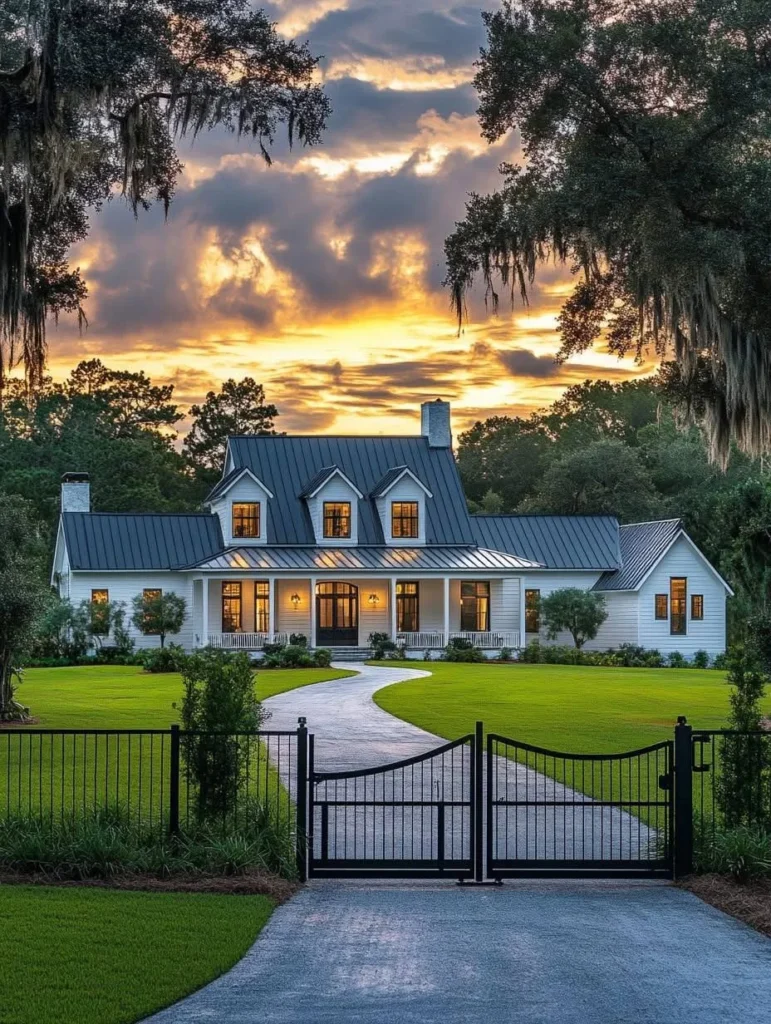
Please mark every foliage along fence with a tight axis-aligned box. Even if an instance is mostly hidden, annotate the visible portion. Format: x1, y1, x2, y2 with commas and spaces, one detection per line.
0, 722, 309, 878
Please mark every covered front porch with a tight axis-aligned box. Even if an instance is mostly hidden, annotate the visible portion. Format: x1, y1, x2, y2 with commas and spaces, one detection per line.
189, 575, 524, 653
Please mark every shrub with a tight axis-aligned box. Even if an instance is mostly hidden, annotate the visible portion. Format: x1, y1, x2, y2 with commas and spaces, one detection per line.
713, 651, 729, 671
540, 588, 608, 648
314, 647, 332, 667
140, 643, 187, 673
667, 651, 687, 668
520, 640, 544, 663
423, 648, 433, 661
368, 631, 397, 660
497, 646, 515, 662
289, 633, 308, 648
262, 642, 285, 657
694, 822, 771, 883
443, 638, 484, 663
642, 648, 665, 668
179, 649, 264, 820
615, 643, 648, 667
693, 649, 711, 669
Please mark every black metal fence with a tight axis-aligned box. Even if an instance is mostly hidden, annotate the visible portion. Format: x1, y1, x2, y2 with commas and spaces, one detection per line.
0, 721, 309, 879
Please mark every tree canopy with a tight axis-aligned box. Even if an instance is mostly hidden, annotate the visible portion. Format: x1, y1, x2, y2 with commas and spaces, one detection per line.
445, 0, 771, 465
0, 0, 330, 386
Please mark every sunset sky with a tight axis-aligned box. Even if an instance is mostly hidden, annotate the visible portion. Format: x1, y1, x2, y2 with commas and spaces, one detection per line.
48, 0, 654, 436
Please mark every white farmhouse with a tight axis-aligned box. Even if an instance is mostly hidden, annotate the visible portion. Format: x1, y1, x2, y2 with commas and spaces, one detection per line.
52, 400, 732, 658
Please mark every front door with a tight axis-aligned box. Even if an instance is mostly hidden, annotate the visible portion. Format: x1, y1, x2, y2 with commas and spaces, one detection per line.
316, 582, 359, 647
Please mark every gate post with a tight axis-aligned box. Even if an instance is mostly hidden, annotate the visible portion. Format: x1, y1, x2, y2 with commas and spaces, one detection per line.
296, 717, 309, 883
674, 716, 693, 878
474, 721, 483, 882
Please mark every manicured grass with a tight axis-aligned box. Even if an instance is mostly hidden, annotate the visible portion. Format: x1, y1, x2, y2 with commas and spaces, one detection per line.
0, 885, 273, 1024
15, 663, 354, 729
373, 662, 771, 753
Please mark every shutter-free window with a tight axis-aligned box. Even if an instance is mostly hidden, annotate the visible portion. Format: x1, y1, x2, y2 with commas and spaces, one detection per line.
460, 582, 490, 632
525, 589, 541, 632
255, 581, 270, 633
222, 582, 242, 633
323, 502, 351, 538
670, 578, 687, 635
396, 582, 419, 632
655, 594, 668, 620
691, 594, 704, 621
391, 502, 419, 539
232, 502, 260, 538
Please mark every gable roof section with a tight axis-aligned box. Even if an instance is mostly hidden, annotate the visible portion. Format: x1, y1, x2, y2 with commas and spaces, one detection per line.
227, 435, 475, 545
62, 513, 224, 571
298, 465, 364, 500
470, 515, 621, 570
205, 466, 273, 503
592, 519, 733, 593
371, 465, 433, 498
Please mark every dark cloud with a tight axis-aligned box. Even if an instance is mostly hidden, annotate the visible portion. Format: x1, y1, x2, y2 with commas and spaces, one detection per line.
497, 348, 562, 379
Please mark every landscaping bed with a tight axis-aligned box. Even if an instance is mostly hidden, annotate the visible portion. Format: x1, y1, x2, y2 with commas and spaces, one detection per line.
682, 874, 771, 938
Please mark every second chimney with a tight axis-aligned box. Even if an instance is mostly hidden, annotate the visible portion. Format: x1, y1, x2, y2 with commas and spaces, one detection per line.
61, 472, 90, 513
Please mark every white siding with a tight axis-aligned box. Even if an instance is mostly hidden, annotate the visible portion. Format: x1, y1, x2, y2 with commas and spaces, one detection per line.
209, 475, 270, 545
584, 592, 639, 650
306, 477, 360, 546
358, 579, 390, 644
637, 536, 727, 656
417, 579, 444, 631
68, 571, 194, 649
276, 579, 312, 639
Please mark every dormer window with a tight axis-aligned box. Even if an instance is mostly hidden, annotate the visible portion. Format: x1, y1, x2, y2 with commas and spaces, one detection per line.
232, 502, 260, 539
323, 502, 351, 539
392, 501, 419, 539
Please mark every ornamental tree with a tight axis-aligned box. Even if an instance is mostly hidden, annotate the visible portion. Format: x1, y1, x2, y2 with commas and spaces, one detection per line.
540, 588, 608, 649
131, 591, 186, 648
446, 0, 771, 465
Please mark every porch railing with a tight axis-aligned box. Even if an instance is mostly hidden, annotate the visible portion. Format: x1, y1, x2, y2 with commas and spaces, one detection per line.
396, 631, 521, 650
206, 632, 289, 650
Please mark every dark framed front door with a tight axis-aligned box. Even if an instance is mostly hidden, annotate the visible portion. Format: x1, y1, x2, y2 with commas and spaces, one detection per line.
316, 582, 359, 646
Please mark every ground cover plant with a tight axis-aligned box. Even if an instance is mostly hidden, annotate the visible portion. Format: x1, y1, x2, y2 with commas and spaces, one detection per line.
0, 885, 274, 1024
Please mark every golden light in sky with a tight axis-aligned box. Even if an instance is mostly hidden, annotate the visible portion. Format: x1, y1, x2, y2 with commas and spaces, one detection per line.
45, 0, 653, 436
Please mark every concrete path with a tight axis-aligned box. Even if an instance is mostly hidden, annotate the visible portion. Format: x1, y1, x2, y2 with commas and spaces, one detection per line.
148, 880, 771, 1023
265, 663, 657, 864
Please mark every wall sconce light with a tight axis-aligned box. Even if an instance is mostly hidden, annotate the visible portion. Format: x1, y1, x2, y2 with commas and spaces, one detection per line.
290, 593, 301, 608
368, 593, 379, 607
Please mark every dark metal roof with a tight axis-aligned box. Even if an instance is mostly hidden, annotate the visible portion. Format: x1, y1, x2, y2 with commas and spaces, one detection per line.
192, 545, 541, 573
204, 467, 245, 503
62, 513, 224, 571
298, 466, 340, 499
470, 515, 621, 570
593, 519, 682, 591
370, 466, 409, 497
226, 435, 476, 545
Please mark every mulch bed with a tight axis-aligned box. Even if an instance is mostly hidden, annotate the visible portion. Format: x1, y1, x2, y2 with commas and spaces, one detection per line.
0, 868, 298, 902
680, 874, 771, 937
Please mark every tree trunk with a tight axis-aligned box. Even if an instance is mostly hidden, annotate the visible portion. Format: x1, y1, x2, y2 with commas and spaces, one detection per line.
0, 651, 12, 715
160, 633, 165, 648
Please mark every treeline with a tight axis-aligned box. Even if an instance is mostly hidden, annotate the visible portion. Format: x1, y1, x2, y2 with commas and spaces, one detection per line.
457, 375, 770, 625
0, 360, 279, 543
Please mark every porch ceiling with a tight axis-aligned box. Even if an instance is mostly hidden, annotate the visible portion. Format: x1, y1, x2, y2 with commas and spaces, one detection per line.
189, 545, 542, 573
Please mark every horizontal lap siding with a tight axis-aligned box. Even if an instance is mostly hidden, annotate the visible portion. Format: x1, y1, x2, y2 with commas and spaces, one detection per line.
418, 579, 444, 632
638, 536, 727, 656
523, 572, 602, 647
583, 592, 639, 650
490, 578, 521, 633
276, 579, 311, 639
358, 579, 389, 645
68, 572, 194, 649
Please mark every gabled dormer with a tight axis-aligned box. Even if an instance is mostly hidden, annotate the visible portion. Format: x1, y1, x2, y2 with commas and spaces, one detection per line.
372, 466, 432, 546
205, 467, 273, 546
299, 466, 364, 546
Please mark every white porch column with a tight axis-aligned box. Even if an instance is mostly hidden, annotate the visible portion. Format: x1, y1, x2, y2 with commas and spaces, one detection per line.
443, 576, 450, 645
390, 577, 398, 639
268, 577, 276, 640
310, 576, 317, 648
519, 576, 527, 648
201, 577, 209, 647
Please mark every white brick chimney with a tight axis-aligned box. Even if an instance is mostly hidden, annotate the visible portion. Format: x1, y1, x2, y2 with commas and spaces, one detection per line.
61, 473, 90, 513
420, 399, 452, 448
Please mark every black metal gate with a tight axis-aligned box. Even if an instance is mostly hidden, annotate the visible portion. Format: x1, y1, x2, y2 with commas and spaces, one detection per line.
486, 734, 674, 878
308, 732, 477, 878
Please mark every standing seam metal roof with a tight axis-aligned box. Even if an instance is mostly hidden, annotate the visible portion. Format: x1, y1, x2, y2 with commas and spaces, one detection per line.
470, 515, 621, 570
592, 520, 683, 591
227, 435, 475, 546
62, 513, 224, 571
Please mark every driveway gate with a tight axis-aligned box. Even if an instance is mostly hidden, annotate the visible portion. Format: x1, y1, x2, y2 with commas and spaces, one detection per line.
308, 732, 478, 879
486, 733, 674, 878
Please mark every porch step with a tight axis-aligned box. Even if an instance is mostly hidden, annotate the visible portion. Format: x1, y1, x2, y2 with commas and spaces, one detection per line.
324, 647, 372, 662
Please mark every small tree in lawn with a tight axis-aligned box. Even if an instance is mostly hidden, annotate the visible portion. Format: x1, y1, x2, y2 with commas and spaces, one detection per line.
0, 496, 48, 720
179, 648, 266, 820
131, 592, 186, 648
541, 589, 608, 649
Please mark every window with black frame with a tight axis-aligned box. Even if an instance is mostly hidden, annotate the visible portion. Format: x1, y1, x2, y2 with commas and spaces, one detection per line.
391, 501, 419, 538
222, 582, 242, 632
670, 577, 687, 635
525, 589, 540, 632
655, 594, 668, 620
396, 581, 419, 631
323, 501, 351, 538
255, 581, 270, 632
232, 502, 260, 538
691, 594, 704, 621
460, 581, 490, 632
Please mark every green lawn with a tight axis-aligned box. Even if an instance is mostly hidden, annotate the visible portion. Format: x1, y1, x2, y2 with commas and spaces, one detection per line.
0, 886, 274, 1024
373, 662, 768, 753
16, 663, 355, 729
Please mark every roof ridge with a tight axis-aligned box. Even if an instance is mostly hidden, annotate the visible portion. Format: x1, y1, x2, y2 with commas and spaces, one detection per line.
470, 513, 619, 520
229, 434, 425, 440
619, 518, 682, 528
62, 511, 215, 519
